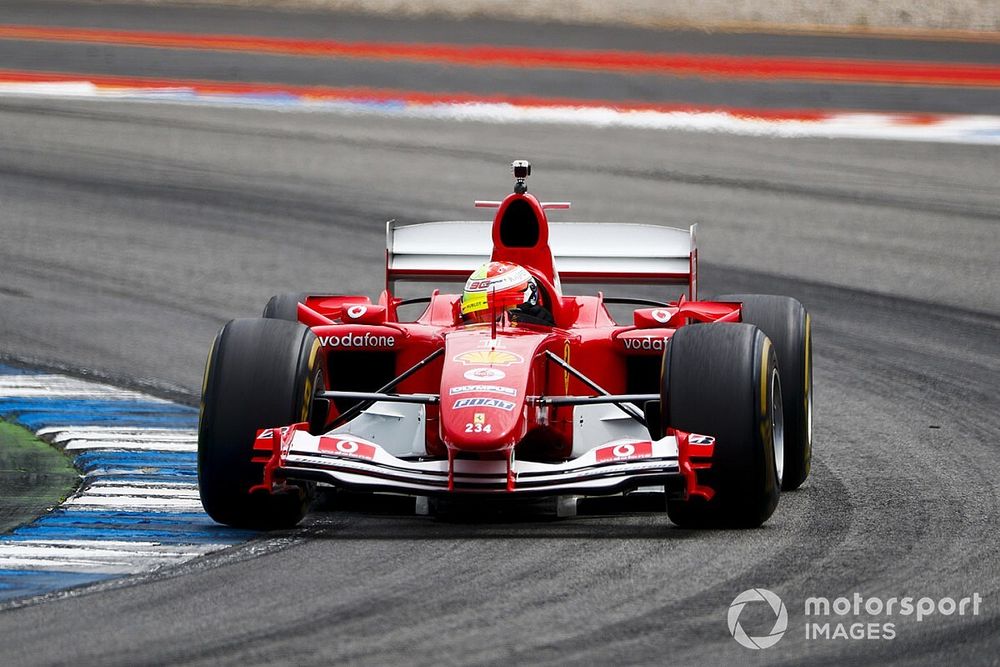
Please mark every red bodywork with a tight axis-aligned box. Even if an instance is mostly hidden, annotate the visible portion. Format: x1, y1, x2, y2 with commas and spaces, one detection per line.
252, 188, 739, 500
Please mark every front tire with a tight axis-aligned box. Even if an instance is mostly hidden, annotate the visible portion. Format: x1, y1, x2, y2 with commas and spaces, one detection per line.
716, 294, 812, 490
198, 318, 322, 529
663, 323, 782, 528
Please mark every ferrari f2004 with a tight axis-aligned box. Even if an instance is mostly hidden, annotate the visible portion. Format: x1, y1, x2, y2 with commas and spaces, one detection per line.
198, 161, 812, 529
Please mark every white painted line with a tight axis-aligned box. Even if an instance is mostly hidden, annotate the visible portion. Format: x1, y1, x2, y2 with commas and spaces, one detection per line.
61, 439, 197, 452
1, 81, 999, 145
63, 496, 205, 510
78, 485, 201, 498
85, 480, 198, 490
0, 544, 206, 560
0, 82, 99, 96
53, 433, 197, 444
7, 540, 188, 550
0, 557, 140, 574
0, 376, 165, 400
0, 541, 220, 573
389, 103, 1000, 145
43, 427, 197, 440
83, 468, 197, 479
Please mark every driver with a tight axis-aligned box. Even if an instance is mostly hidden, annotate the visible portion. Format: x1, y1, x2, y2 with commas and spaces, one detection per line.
460, 261, 554, 327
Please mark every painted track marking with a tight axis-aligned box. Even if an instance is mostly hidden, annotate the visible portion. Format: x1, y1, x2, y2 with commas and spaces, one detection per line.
0, 365, 252, 603
2, 24, 1000, 88
0, 71, 998, 145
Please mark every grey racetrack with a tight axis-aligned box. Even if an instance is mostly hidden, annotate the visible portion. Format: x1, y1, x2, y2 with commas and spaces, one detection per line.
1, 7, 999, 667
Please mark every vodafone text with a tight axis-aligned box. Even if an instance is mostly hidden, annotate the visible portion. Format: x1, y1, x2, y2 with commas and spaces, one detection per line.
319, 333, 395, 348
622, 337, 666, 351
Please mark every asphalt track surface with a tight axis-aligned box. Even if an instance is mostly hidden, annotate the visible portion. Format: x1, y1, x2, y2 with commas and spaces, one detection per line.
1, 5, 999, 667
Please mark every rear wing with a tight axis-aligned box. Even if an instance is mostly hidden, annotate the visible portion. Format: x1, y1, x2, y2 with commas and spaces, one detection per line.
386, 221, 698, 298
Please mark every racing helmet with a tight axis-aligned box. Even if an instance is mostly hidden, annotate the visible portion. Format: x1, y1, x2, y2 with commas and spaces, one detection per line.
461, 261, 539, 323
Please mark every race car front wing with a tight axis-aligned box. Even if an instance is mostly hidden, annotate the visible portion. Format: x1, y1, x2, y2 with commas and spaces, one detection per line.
251, 423, 715, 499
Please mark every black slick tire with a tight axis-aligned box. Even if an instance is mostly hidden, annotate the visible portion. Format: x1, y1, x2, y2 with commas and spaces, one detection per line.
198, 318, 322, 529
262, 292, 313, 322
662, 323, 782, 528
716, 294, 812, 490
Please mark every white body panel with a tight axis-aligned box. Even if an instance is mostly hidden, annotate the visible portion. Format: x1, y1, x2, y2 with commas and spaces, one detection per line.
328, 401, 426, 457
387, 220, 696, 283
571, 404, 652, 457
330, 403, 650, 460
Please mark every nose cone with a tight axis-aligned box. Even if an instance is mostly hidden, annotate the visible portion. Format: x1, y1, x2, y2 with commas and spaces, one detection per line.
439, 330, 545, 453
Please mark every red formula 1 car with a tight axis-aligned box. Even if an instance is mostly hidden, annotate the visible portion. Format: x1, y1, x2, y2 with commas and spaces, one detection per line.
198, 161, 812, 529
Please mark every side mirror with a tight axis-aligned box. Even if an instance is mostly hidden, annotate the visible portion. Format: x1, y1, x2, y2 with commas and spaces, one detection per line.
341, 304, 387, 325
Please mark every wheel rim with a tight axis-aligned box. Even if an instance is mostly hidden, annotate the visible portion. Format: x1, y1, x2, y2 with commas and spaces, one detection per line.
771, 367, 785, 486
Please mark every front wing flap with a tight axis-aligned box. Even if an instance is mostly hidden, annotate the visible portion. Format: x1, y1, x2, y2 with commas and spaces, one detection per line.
254, 425, 695, 498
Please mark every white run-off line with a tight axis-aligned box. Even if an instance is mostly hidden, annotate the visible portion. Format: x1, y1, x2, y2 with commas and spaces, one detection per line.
0, 81, 998, 145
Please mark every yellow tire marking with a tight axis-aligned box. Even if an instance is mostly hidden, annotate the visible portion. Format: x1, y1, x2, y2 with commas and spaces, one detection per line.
302, 338, 321, 421
760, 337, 771, 416
198, 334, 217, 428
307, 338, 320, 368
760, 336, 772, 445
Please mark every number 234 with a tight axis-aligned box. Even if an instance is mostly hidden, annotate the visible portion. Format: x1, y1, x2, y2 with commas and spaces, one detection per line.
465, 423, 492, 433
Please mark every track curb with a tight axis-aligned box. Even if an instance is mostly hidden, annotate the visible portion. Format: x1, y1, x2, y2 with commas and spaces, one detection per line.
0, 364, 253, 603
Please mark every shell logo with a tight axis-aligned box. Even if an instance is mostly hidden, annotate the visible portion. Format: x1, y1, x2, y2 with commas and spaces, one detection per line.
454, 349, 525, 366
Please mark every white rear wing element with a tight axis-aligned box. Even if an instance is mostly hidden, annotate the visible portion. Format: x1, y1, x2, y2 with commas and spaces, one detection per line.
386, 220, 698, 295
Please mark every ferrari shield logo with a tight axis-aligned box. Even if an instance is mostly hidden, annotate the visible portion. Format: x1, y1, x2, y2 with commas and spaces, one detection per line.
454, 349, 524, 366
473, 413, 485, 425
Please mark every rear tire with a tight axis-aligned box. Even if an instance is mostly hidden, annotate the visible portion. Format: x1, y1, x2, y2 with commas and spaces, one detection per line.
198, 318, 322, 529
262, 292, 313, 322
663, 323, 781, 528
716, 294, 812, 490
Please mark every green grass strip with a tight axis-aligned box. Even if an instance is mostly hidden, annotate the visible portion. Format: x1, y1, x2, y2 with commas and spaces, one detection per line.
0, 419, 79, 534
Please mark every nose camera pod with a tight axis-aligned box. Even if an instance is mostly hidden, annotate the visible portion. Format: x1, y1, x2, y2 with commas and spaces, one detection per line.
512, 160, 531, 194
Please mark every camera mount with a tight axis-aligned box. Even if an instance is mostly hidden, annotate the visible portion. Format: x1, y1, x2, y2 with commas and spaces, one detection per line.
512, 160, 531, 194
